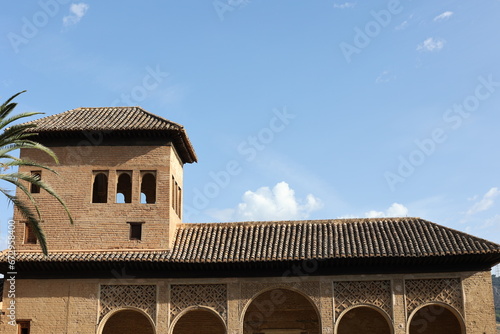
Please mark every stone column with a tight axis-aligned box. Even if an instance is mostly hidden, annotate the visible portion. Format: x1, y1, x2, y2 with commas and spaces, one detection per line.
320, 280, 334, 334
227, 282, 241, 334
392, 278, 406, 334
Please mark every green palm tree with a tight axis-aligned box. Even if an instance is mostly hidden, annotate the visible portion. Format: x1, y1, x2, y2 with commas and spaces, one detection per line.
0, 91, 73, 255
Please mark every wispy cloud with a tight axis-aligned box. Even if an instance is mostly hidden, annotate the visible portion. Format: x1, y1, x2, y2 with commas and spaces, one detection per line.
466, 187, 500, 215
207, 181, 322, 222
63, 3, 89, 27
417, 37, 446, 52
434, 11, 453, 22
395, 20, 409, 30
375, 70, 395, 84
334, 2, 355, 9
365, 203, 408, 218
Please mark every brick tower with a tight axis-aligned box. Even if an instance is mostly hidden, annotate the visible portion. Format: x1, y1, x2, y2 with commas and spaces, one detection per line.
13, 106, 197, 252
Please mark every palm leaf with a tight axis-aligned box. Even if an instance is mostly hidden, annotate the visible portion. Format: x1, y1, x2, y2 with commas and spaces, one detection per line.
0, 90, 73, 255
0, 188, 48, 255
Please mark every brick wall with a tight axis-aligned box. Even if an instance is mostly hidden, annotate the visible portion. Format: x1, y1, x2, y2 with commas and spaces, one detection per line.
13, 143, 184, 251
462, 271, 497, 334
1, 271, 497, 334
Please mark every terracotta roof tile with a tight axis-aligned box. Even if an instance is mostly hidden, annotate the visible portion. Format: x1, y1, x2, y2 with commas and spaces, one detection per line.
23, 106, 183, 132
22, 106, 197, 163
3, 218, 500, 266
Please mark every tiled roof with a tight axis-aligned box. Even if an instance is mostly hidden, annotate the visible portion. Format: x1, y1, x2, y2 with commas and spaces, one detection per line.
169, 218, 500, 262
22, 106, 197, 163
5, 218, 500, 266
23, 106, 182, 132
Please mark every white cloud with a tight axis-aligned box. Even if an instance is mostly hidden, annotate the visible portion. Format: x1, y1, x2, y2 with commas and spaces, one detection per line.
417, 37, 446, 52
375, 70, 395, 84
466, 187, 500, 215
208, 182, 322, 222
481, 214, 500, 229
63, 3, 89, 27
365, 203, 408, 218
334, 2, 355, 9
434, 11, 453, 22
395, 20, 409, 30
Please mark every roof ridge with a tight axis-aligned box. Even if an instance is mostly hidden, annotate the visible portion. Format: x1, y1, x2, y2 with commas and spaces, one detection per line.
178, 217, 422, 228
23, 106, 183, 129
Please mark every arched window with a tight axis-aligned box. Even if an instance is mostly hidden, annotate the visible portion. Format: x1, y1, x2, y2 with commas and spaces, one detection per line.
172, 309, 225, 334
409, 304, 463, 334
116, 172, 132, 203
243, 288, 320, 333
92, 173, 108, 203
141, 172, 156, 204
337, 306, 392, 334
100, 309, 155, 334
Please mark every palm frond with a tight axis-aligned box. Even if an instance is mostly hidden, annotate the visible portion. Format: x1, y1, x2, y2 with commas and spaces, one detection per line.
1, 173, 43, 220
0, 90, 73, 254
0, 90, 26, 119
0, 188, 48, 255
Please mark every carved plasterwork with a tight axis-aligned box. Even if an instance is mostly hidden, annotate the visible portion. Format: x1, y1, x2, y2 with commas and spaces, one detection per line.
99, 284, 157, 323
333, 280, 392, 320
170, 284, 228, 323
404, 278, 463, 317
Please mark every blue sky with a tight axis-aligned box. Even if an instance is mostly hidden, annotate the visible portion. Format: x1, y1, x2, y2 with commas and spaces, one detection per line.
1, 1, 500, 271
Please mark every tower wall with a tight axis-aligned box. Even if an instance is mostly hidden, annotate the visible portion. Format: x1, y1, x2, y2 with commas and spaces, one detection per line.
13, 139, 184, 251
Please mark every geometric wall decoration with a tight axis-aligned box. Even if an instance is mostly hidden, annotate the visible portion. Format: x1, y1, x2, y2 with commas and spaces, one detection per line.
99, 285, 157, 323
404, 278, 463, 317
333, 280, 392, 320
170, 284, 228, 323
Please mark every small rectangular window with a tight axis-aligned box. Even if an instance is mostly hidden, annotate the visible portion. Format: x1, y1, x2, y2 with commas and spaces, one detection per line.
171, 176, 182, 218
17, 320, 30, 334
128, 222, 143, 240
30, 171, 41, 194
24, 224, 37, 244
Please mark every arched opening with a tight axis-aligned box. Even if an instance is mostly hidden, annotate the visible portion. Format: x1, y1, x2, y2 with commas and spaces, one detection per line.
409, 304, 463, 334
172, 309, 225, 334
243, 288, 320, 334
141, 172, 156, 204
101, 309, 155, 334
92, 173, 108, 203
116, 172, 132, 203
336, 306, 392, 334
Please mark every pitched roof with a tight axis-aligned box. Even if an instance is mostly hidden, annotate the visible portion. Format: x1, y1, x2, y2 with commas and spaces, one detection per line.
169, 218, 500, 262
22, 106, 197, 163
4, 218, 500, 271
